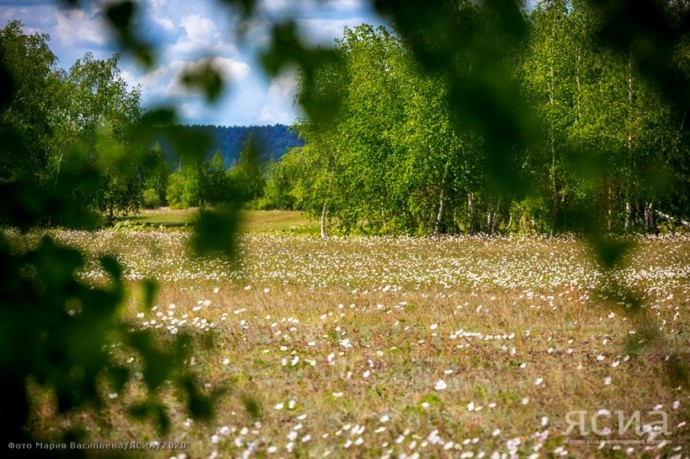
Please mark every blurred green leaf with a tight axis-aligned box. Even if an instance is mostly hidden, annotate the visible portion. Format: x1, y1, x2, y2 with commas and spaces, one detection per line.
180, 58, 225, 103
179, 375, 222, 421
100, 254, 122, 280
241, 393, 263, 421
191, 206, 242, 258
108, 365, 131, 393
126, 399, 171, 434
262, 21, 345, 125
217, 0, 256, 17
665, 352, 690, 389
105, 1, 134, 31
141, 278, 158, 310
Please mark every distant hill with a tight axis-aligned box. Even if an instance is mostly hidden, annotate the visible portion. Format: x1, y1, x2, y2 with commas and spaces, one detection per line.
159, 124, 303, 169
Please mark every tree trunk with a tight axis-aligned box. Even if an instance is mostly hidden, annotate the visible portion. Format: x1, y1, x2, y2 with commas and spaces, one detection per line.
573, 33, 582, 235
607, 185, 613, 232
320, 201, 329, 240
468, 192, 477, 234
491, 196, 501, 235
433, 162, 450, 236
548, 49, 558, 236
625, 52, 635, 233
434, 189, 445, 236
656, 210, 690, 229
486, 206, 492, 234
107, 204, 115, 226
644, 201, 655, 233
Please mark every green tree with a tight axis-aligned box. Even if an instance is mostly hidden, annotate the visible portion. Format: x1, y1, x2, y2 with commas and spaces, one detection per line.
141, 142, 170, 208
200, 150, 231, 205
0, 21, 61, 186
227, 134, 265, 204
257, 157, 296, 210
521, 1, 578, 234
167, 163, 200, 209
55, 52, 146, 224
288, 24, 487, 235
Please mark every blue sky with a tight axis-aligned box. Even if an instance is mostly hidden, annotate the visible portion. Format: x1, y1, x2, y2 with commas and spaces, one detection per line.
0, 0, 384, 126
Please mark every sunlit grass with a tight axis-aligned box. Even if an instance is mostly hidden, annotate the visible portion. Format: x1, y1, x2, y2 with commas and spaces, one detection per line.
116, 208, 318, 234
18, 231, 690, 457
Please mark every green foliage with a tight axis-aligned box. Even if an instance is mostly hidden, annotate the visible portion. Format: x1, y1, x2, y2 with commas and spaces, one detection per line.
285, 25, 488, 234
519, 0, 685, 234
227, 134, 265, 204
142, 142, 170, 207
257, 157, 296, 210
200, 151, 232, 205
60, 52, 148, 224
142, 188, 160, 209
191, 205, 242, 258
510, 197, 549, 234
0, 21, 61, 186
261, 21, 345, 126
0, 232, 220, 447
166, 164, 200, 209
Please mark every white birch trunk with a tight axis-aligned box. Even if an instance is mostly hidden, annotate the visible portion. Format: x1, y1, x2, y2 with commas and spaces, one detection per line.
320, 201, 329, 240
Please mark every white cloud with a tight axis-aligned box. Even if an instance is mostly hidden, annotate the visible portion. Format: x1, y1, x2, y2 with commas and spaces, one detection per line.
259, 0, 298, 14
120, 65, 167, 97
2, 0, 382, 125
178, 56, 251, 86
250, 73, 298, 124
259, 0, 374, 25
152, 15, 175, 32
180, 14, 214, 44
53, 8, 107, 47
131, 56, 251, 103
118, 69, 137, 88
179, 101, 199, 120
168, 13, 237, 57
214, 56, 251, 80
268, 73, 297, 100
257, 103, 294, 124
260, 0, 366, 14
326, 0, 367, 12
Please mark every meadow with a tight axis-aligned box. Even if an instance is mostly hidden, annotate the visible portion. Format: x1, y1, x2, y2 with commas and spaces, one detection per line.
21, 223, 690, 458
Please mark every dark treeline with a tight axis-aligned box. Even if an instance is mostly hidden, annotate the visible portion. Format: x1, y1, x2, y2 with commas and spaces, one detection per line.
157, 124, 302, 168
155, 125, 302, 211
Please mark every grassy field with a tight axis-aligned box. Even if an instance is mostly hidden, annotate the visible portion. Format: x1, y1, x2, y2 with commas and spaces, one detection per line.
116, 208, 319, 234
23, 230, 690, 457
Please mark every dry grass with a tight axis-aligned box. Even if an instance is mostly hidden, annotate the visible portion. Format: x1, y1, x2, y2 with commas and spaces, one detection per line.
24, 232, 690, 457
